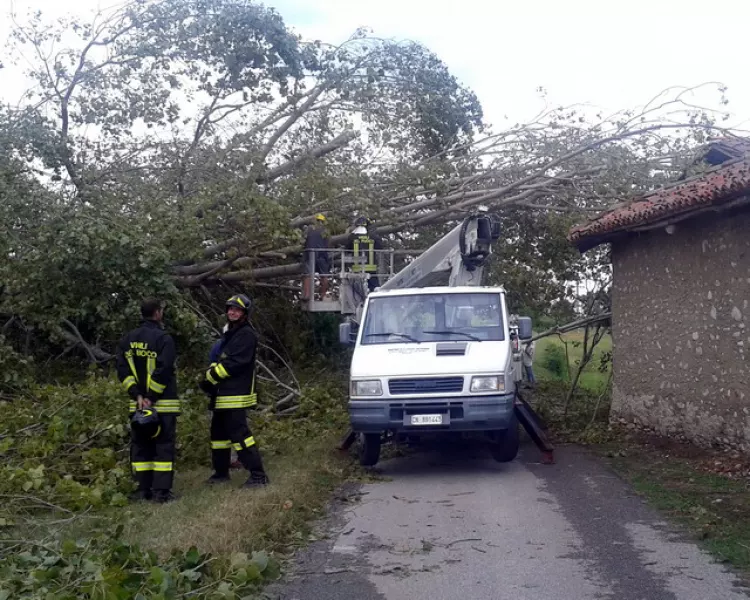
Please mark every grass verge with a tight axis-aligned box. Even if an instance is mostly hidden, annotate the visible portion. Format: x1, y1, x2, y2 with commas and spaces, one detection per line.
534, 331, 612, 392
125, 433, 355, 558
0, 373, 358, 598
596, 432, 750, 575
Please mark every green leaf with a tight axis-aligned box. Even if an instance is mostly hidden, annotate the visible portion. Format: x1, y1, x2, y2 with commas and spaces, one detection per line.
184, 546, 201, 568
150, 566, 166, 585
244, 563, 262, 583
231, 567, 248, 585
82, 558, 98, 574
229, 552, 249, 569
263, 557, 281, 580
250, 550, 269, 573
215, 581, 235, 598
110, 492, 127, 507
61, 540, 79, 556
180, 569, 202, 582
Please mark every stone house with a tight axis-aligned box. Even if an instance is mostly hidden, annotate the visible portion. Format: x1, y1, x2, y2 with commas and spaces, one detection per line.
568, 142, 750, 451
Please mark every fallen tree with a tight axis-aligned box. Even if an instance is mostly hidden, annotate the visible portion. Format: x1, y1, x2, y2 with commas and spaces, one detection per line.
0, 0, 743, 402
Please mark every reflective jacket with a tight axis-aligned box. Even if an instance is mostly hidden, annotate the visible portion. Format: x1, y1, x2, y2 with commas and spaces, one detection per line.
116, 320, 180, 415
203, 322, 258, 410
347, 230, 383, 273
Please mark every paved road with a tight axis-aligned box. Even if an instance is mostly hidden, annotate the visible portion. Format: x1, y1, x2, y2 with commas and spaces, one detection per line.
267, 442, 750, 600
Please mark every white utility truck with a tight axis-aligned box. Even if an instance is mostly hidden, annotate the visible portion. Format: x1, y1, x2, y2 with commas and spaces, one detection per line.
339, 214, 533, 466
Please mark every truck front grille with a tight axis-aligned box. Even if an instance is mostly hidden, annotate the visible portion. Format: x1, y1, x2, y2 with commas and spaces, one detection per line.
388, 377, 464, 395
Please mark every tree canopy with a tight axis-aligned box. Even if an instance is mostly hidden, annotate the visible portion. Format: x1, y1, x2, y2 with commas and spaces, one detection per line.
0, 0, 739, 378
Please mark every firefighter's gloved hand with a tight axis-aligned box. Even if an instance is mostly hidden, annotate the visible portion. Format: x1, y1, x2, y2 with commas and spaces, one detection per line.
199, 379, 216, 397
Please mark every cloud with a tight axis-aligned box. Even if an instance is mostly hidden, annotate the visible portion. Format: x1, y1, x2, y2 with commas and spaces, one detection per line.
2, 0, 748, 130
272, 0, 750, 129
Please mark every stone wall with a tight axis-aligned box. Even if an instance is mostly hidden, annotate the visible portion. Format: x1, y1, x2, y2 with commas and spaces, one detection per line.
611, 206, 750, 451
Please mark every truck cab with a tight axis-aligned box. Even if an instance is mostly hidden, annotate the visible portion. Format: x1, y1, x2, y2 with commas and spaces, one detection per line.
340, 285, 532, 466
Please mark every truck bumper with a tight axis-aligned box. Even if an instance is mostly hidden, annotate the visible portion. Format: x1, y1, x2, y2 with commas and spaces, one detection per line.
349, 394, 515, 433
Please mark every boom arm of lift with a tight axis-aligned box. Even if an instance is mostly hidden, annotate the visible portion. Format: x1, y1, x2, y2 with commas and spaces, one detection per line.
379, 213, 501, 291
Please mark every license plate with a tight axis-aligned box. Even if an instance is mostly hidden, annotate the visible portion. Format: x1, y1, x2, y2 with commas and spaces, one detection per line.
410, 414, 443, 426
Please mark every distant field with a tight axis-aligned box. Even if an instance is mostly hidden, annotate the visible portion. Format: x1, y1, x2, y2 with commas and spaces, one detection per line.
532, 330, 612, 393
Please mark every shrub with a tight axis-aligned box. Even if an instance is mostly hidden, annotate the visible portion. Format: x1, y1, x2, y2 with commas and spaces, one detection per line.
542, 344, 567, 379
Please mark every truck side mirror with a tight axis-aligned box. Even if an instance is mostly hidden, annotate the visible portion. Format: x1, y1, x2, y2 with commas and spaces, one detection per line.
517, 317, 533, 340
339, 321, 358, 346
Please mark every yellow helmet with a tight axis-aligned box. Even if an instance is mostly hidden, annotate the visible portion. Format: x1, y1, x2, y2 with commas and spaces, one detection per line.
315, 213, 326, 222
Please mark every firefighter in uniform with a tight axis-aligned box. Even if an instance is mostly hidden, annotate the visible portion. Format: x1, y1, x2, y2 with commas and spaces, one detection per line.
347, 216, 383, 292
302, 213, 331, 301
200, 294, 270, 488
116, 298, 180, 503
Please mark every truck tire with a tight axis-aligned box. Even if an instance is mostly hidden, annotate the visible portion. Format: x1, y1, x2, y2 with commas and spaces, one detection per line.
490, 420, 520, 463
359, 433, 381, 467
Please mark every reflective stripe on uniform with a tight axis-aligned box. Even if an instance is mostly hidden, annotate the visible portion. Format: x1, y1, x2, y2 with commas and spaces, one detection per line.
155, 399, 181, 413
352, 238, 376, 272
132, 461, 173, 472
215, 363, 229, 379
122, 375, 137, 391
211, 440, 232, 450
148, 379, 166, 394
206, 368, 219, 385
146, 356, 156, 396
129, 399, 181, 414
232, 436, 255, 451
214, 394, 257, 409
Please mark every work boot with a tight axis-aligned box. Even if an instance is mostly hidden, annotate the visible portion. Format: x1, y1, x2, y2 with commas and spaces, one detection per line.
129, 488, 152, 502
153, 490, 178, 504
243, 472, 270, 488
206, 472, 231, 485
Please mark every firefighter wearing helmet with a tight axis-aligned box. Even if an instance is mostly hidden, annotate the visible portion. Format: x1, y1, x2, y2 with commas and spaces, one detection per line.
116, 298, 180, 503
347, 215, 383, 292
302, 213, 331, 301
200, 294, 270, 487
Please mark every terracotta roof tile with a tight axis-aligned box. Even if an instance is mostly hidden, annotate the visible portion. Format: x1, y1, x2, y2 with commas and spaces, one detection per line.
569, 157, 750, 252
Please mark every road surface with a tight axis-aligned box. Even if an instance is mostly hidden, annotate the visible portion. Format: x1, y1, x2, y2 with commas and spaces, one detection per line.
267, 442, 750, 600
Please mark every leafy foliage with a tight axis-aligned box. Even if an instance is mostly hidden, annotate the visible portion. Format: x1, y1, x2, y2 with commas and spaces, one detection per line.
0, 529, 280, 599
0, 369, 349, 599
487, 208, 584, 318
0, 0, 489, 368
0, 369, 348, 514
541, 344, 568, 379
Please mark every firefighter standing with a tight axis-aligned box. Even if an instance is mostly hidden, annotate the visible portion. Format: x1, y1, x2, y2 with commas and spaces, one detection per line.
302, 213, 331, 300
116, 298, 180, 503
200, 294, 270, 488
347, 216, 383, 292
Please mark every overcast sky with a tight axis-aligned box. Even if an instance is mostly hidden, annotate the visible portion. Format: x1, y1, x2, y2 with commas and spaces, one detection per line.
2, 0, 749, 130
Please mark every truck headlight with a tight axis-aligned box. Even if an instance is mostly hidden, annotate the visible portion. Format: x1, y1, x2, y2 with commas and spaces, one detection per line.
351, 380, 383, 396
470, 376, 504, 393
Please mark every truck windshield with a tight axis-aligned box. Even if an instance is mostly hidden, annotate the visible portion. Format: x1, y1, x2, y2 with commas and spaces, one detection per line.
360, 292, 505, 345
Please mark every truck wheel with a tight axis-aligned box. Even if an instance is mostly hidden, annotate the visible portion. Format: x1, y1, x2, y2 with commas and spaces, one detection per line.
490, 421, 520, 463
359, 433, 381, 467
